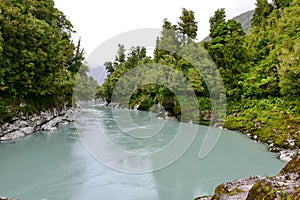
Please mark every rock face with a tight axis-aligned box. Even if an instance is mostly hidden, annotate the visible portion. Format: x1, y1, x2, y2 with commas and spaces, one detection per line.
195, 151, 300, 200
0, 107, 79, 141
195, 176, 263, 200
247, 152, 300, 199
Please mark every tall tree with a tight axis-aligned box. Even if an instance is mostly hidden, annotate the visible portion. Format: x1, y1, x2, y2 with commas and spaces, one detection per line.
178, 8, 198, 45
251, 0, 274, 27
153, 19, 177, 61
209, 8, 226, 37
208, 9, 247, 100
273, 0, 293, 8
0, 0, 84, 122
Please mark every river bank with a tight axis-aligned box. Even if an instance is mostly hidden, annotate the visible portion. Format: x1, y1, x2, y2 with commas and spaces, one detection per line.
106, 102, 299, 162
0, 106, 79, 141
195, 151, 300, 200
0, 101, 298, 162
0, 104, 287, 199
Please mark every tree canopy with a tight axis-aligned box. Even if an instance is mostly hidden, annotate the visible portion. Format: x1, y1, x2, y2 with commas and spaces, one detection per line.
0, 0, 89, 123
98, 1, 300, 149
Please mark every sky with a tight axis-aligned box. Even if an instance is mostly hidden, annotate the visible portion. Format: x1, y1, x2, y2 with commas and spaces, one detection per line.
53, 0, 257, 57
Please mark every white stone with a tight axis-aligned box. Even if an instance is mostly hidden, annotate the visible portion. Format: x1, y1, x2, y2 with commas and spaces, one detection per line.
41, 123, 52, 131
50, 127, 57, 131
20, 127, 34, 135
1, 131, 25, 141
287, 138, 295, 147
14, 120, 28, 128
269, 143, 274, 147
279, 150, 297, 162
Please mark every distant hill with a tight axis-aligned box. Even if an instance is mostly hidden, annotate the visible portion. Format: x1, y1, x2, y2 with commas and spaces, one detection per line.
88, 66, 107, 85
88, 10, 255, 85
232, 10, 254, 34
202, 10, 254, 42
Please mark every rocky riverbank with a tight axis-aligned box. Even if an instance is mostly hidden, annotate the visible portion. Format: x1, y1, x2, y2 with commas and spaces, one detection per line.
195, 151, 300, 200
105, 102, 298, 162
0, 198, 47, 200
0, 106, 79, 141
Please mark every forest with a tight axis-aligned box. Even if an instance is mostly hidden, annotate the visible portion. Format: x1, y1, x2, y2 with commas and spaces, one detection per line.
0, 0, 299, 151
97, 0, 300, 150
0, 0, 97, 123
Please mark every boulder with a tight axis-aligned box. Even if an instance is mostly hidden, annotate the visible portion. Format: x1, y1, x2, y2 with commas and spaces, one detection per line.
14, 120, 28, 128
194, 151, 300, 200
279, 149, 298, 162
194, 176, 262, 200
247, 152, 300, 199
0, 130, 25, 141
20, 126, 35, 135
0, 106, 79, 141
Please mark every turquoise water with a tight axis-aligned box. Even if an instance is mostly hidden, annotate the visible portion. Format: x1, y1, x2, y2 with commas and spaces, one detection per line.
0, 105, 285, 200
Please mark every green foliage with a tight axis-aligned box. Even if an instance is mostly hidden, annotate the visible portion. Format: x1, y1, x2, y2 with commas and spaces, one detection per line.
207, 9, 247, 100
96, 46, 149, 104
225, 98, 300, 149
178, 8, 198, 44
73, 64, 98, 101
243, 0, 300, 99
0, 0, 86, 123
251, 0, 274, 27
209, 8, 226, 37
99, 2, 300, 149
273, 0, 293, 8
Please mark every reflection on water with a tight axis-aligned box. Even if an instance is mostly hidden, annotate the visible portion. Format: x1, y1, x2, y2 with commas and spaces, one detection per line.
0, 104, 285, 200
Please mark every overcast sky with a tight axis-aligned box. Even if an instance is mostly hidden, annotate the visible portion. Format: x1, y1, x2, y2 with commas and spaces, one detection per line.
53, 0, 257, 57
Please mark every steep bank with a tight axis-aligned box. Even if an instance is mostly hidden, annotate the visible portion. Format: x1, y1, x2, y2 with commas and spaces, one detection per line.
0, 106, 79, 141
195, 151, 300, 200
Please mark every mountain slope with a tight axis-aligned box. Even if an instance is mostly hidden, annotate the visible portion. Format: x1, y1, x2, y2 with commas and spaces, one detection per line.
202, 10, 254, 41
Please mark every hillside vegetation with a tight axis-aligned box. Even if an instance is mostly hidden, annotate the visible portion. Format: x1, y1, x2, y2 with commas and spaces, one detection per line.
97, 0, 300, 150
0, 0, 97, 123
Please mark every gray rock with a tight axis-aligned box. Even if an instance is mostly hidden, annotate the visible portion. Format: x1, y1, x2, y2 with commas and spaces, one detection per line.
287, 138, 295, 147
41, 122, 53, 131
195, 176, 262, 200
267, 139, 274, 144
20, 127, 34, 135
49, 127, 57, 131
247, 153, 300, 199
14, 120, 28, 128
0, 106, 79, 141
165, 116, 178, 121
194, 196, 212, 200
279, 149, 297, 162
8, 124, 18, 132
1, 131, 25, 141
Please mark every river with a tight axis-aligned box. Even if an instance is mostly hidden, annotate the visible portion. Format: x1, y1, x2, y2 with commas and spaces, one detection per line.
0, 104, 285, 200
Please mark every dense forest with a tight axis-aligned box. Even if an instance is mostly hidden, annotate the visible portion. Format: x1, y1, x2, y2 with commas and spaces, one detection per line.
97, 0, 300, 150
0, 0, 97, 123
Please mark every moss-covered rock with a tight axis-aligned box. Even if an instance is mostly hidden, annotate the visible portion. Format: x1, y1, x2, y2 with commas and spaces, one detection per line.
247, 152, 300, 199
195, 151, 300, 200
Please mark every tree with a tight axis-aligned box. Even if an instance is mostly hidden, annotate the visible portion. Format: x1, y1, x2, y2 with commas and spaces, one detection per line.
209, 8, 226, 37
178, 8, 198, 45
208, 12, 247, 100
278, 39, 300, 96
251, 0, 274, 27
0, 0, 85, 122
153, 19, 178, 61
273, 0, 293, 8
